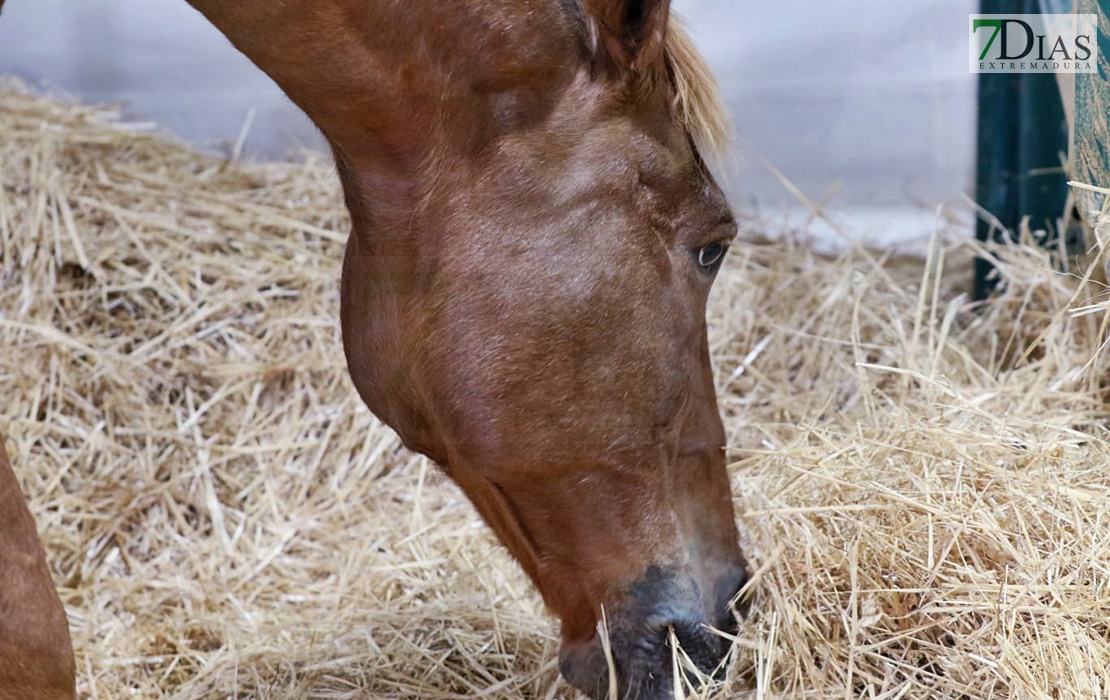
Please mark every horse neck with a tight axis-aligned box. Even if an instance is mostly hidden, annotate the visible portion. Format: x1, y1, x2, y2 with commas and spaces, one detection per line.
187, 0, 584, 238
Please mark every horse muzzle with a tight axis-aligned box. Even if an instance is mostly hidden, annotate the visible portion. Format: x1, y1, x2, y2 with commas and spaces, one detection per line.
558, 564, 747, 700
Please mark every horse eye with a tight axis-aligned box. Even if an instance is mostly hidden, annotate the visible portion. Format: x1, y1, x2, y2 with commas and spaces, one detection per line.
696, 242, 728, 270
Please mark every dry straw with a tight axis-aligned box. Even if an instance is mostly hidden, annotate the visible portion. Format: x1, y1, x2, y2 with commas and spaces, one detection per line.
2, 79, 1108, 699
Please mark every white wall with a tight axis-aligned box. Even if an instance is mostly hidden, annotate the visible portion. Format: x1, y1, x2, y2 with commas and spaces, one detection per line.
0, 0, 977, 213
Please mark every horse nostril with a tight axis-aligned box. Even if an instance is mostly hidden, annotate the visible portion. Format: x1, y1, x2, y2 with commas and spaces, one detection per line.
653, 613, 731, 676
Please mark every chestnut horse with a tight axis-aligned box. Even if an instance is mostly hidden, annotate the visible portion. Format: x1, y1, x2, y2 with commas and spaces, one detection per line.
0, 1, 747, 698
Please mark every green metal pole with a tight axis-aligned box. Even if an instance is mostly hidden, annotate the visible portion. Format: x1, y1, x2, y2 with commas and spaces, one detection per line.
974, 0, 1071, 300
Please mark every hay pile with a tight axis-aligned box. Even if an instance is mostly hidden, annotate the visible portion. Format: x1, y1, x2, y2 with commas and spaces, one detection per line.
2, 80, 1108, 699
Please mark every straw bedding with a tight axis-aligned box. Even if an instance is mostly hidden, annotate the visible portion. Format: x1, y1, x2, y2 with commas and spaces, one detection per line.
2, 80, 1108, 699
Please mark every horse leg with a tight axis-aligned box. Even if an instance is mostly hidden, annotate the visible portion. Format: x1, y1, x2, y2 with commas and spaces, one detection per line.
0, 435, 76, 700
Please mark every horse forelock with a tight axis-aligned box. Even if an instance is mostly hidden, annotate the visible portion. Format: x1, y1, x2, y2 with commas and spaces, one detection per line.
661, 18, 734, 165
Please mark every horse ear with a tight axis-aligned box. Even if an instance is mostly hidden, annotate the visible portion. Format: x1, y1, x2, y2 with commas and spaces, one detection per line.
581, 0, 672, 72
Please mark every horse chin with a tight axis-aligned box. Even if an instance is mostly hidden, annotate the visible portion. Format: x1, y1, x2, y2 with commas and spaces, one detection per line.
557, 564, 746, 700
